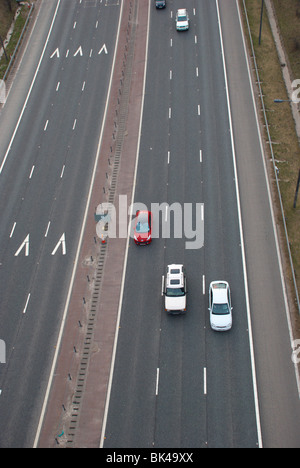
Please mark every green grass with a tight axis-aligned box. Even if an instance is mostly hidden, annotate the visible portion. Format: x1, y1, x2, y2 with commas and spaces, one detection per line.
0, 0, 18, 39
272, 0, 300, 80
0, 1, 30, 79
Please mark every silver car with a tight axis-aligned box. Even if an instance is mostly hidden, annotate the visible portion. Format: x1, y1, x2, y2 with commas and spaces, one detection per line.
209, 281, 232, 331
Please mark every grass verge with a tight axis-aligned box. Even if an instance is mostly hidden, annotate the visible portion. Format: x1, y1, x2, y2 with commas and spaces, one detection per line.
0, 2, 31, 79
241, 0, 300, 328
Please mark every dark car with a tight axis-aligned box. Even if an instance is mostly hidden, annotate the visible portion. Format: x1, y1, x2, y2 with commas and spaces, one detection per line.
156, 0, 166, 8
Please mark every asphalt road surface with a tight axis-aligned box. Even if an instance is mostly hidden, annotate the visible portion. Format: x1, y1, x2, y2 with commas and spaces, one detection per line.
0, 0, 121, 448
102, 0, 300, 448
0, 0, 299, 449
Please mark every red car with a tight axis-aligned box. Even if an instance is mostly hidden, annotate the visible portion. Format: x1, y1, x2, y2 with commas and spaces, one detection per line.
134, 210, 152, 245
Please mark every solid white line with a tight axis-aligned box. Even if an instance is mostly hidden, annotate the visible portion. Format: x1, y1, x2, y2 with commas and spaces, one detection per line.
216, 0, 262, 448
156, 368, 160, 395
100, 0, 150, 448
34, 0, 124, 449
0, 0, 62, 175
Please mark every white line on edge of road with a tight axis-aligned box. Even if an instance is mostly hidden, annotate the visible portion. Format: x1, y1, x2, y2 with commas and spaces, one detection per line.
216, 0, 263, 448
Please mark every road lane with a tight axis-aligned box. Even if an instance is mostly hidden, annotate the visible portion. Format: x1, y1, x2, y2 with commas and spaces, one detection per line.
103, 0, 258, 448
218, 0, 300, 447
0, 0, 121, 447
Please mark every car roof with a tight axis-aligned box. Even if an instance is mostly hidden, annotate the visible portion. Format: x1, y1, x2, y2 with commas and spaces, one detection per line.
136, 210, 149, 219
168, 264, 183, 272
211, 281, 229, 304
167, 264, 184, 287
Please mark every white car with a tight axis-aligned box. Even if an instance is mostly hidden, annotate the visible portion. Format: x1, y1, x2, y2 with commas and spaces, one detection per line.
176, 8, 189, 31
163, 264, 187, 314
209, 281, 232, 331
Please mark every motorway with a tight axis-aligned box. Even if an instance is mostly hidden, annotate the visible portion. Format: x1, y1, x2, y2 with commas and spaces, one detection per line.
101, 0, 300, 449
102, 0, 258, 448
0, 0, 300, 449
0, 0, 121, 448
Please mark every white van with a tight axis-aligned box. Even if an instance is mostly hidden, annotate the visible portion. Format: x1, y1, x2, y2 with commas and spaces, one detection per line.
163, 265, 187, 314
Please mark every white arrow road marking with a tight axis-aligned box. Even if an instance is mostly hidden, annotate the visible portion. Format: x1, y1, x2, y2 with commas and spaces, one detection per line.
74, 46, 83, 57
50, 45, 107, 60
51, 233, 66, 256
50, 48, 60, 58
98, 44, 108, 55
14, 234, 30, 257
